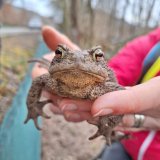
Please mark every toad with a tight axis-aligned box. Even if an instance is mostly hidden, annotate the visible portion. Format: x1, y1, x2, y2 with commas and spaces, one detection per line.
25, 44, 124, 145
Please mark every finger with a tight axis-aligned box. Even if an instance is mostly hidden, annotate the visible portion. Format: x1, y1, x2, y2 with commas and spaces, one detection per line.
125, 86, 131, 89
41, 90, 52, 99
42, 90, 63, 106
114, 126, 144, 132
42, 26, 80, 50
41, 91, 92, 113
31, 62, 48, 78
43, 52, 54, 60
92, 78, 160, 117
45, 92, 61, 102
140, 116, 160, 130
59, 99, 93, 112
116, 116, 160, 131
92, 89, 139, 116
121, 114, 135, 127
31, 53, 53, 78
63, 111, 92, 122
49, 104, 62, 115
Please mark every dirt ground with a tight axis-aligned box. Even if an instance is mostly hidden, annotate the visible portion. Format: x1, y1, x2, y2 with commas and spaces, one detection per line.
42, 107, 105, 160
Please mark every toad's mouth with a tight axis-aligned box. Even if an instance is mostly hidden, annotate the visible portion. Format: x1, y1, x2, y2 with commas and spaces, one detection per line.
52, 69, 106, 88
53, 69, 105, 81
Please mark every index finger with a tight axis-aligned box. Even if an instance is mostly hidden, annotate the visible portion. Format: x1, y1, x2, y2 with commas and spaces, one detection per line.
58, 98, 93, 112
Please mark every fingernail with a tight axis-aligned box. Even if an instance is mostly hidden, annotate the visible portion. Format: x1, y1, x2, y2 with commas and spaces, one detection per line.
49, 104, 62, 114
62, 104, 77, 111
56, 99, 61, 105
65, 113, 80, 120
93, 109, 113, 117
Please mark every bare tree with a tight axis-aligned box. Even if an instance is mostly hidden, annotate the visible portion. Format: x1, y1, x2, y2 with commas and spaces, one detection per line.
51, 0, 159, 51
145, 0, 156, 26
119, 0, 130, 35
70, 0, 79, 43
86, 0, 95, 45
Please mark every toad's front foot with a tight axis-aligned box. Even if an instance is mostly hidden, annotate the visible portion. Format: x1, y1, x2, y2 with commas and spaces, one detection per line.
24, 99, 52, 130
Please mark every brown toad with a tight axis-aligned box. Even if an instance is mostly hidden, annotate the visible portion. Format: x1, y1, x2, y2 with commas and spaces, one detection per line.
25, 44, 124, 145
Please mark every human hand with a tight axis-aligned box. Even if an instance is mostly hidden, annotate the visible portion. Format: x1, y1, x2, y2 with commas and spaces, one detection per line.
91, 77, 160, 118
114, 114, 160, 131
91, 77, 160, 130
43, 90, 93, 122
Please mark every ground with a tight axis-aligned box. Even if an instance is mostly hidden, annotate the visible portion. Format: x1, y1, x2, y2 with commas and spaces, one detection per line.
0, 34, 105, 160
42, 107, 105, 160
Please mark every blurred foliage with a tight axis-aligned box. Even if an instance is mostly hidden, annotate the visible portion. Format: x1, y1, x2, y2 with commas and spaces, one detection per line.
0, 35, 38, 121
1, 47, 32, 75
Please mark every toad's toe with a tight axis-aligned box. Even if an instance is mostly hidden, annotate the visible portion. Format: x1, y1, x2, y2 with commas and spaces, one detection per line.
24, 99, 52, 130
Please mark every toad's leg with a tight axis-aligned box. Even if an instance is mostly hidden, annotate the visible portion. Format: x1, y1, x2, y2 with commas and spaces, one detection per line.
88, 82, 124, 144
28, 57, 50, 70
24, 73, 56, 130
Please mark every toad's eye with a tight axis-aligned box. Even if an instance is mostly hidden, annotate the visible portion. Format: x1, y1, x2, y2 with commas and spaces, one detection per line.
93, 51, 104, 62
55, 48, 65, 59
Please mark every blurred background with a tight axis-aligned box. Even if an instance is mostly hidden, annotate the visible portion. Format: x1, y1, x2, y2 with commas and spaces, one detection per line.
0, 0, 160, 160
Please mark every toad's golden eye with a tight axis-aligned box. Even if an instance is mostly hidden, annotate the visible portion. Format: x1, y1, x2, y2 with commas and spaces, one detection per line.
55, 48, 65, 59
93, 51, 104, 62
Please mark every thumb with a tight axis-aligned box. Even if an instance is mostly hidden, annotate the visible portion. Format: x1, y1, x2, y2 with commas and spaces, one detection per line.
91, 77, 160, 117
42, 26, 80, 50
91, 89, 139, 117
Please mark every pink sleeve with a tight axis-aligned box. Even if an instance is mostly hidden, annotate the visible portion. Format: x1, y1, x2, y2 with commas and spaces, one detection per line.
108, 28, 160, 86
